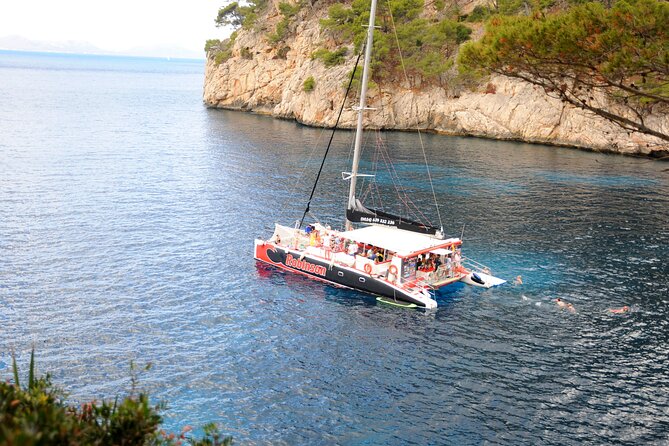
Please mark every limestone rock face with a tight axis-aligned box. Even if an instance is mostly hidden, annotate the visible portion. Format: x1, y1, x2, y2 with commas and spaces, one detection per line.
204, 6, 668, 156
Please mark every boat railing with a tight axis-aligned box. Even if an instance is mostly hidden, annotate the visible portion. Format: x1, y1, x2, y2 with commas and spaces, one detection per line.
462, 257, 491, 274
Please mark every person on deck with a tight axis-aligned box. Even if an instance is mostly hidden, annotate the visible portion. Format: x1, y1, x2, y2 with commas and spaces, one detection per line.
322, 232, 332, 250
445, 256, 453, 276
376, 250, 384, 263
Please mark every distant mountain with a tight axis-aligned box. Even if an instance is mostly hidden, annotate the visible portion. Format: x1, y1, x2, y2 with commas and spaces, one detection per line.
0, 35, 204, 59
0, 35, 106, 54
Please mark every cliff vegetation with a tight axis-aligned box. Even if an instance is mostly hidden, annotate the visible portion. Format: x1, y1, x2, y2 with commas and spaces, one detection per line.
203, 0, 668, 156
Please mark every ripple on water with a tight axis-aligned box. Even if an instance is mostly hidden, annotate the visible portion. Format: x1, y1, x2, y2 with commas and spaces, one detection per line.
1, 51, 669, 445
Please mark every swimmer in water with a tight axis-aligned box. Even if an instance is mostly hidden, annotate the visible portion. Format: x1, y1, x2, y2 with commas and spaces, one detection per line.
609, 305, 630, 314
514, 275, 523, 285
555, 298, 576, 312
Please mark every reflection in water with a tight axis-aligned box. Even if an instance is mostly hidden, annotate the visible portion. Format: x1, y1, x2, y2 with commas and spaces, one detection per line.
1, 52, 668, 445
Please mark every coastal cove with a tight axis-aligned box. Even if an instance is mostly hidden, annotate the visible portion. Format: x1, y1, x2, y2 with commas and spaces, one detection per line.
1, 50, 669, 444
203, 0, 669, 158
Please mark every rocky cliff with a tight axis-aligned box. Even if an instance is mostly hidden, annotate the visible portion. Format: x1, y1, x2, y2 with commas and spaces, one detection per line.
203, 2, 668, 157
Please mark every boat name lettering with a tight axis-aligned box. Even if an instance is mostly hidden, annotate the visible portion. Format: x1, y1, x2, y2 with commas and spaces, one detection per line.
285, 254, 327, 276
359, 216, 396, 225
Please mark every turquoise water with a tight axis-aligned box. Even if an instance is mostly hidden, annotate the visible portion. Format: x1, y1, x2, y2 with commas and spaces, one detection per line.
1, 50, 668, 444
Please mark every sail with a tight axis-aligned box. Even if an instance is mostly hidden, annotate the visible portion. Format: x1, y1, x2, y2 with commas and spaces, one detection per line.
346, 199, 444, 238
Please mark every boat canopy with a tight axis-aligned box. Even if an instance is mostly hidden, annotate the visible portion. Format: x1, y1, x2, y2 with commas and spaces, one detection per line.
338, 225, 460, 257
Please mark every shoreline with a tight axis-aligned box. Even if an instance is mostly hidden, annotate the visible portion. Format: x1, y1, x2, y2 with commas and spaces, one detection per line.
205, 104, 669, 160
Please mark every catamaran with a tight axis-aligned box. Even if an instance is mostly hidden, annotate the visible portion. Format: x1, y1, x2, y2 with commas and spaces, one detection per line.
254, 0, 505, 308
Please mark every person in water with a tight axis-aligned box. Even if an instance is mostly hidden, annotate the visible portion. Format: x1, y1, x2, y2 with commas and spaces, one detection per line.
555, 298, 576, 313
609, 306, 630, 314
514, 275, 523, 285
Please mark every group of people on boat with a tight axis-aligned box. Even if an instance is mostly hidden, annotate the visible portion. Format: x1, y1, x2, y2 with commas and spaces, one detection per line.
269, 223, 474, 287
301, 224, 396, 264
416, 253, 441, 272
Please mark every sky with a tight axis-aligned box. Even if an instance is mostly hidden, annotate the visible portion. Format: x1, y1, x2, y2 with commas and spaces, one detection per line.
0, 0, 232, 57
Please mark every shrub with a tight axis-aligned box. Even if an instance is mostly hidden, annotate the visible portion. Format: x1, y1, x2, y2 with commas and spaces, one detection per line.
268, 19, 289, 43
276, 46, 291, 59
209, 32, 237, 66
205, 39, 222, 53
268, 1, 302, 44
465, 5, 492, 22
343, 66, 377, 92
303, 76, 316, 92
0, 349, 233, 446
215, 0, 268, 30
311, 47, 348, 67
320, 0, 473, 81
240, 47, 253, 59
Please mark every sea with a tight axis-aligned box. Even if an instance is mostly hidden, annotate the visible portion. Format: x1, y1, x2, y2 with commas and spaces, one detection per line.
0, 49, 668, 445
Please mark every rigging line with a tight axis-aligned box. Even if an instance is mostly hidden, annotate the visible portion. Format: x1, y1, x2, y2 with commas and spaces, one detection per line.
386, 0, 444, 231
276, 114, 334, 224
298, 48, 365, 229
373, 71, 433, 226
376, 132, 431, 225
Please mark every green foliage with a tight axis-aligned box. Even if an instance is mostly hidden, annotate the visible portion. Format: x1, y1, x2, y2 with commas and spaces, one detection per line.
210, 33, 237, 65
216, 2, 243, 28
268, 20, 289, 43
344, 66, 378, 92
319, 0, 472, 80
311, 47, 349, 67
205, 39, 222, 53
276, 45, 291, 59
216, 0, 268, 30
278, 1, 301, 18
465, 5, 492, 22
240, 47, 253, 59
1, 350, 233, 446
303, 76, 316, 92
268, 1, 302, 44
459, 0, 669, 141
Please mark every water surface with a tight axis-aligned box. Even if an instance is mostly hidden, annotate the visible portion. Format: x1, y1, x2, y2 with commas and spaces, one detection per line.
1, 50, 668, 445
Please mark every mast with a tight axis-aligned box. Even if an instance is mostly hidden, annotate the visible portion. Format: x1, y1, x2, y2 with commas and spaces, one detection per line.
345, 0, 378, 231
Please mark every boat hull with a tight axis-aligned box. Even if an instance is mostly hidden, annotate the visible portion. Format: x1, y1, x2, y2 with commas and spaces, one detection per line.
254, 240, 437, 308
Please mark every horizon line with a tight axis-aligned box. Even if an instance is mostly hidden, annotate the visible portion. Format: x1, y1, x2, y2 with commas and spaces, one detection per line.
0, 47, 206, 61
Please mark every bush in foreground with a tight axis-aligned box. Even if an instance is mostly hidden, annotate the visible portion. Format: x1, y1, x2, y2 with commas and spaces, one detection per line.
0, 350, 232, 446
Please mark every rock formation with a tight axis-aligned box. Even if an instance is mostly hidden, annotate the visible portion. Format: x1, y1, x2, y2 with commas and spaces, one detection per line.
203, 2, 668, 157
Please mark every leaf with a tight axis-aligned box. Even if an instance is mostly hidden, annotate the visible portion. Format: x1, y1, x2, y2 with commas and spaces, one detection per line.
29, 347, 35, 389
11, 350, 20, 388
